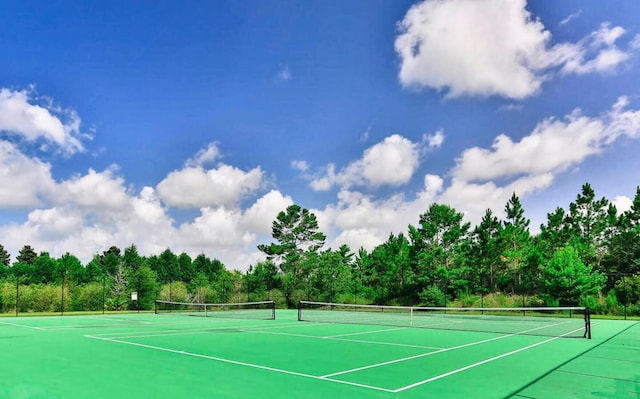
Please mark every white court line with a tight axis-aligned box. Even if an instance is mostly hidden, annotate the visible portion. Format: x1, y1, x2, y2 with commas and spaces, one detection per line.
393, 325, 586, 393
321, 320, 572, 379
44, 315, 259, 331
0, 320, 45, 330
247, 329, 445, 350
86, 321, 304, 340
323, 326, 409, 338
86, 334, 395, 393
85, 316, 154, 324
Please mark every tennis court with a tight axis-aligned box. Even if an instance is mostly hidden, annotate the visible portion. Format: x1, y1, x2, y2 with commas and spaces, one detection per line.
0, 305, 637, 399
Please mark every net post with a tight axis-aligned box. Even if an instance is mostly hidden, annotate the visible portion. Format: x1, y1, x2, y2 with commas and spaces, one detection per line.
585, 307, 591, 339
154, 300, 157, 315
298, 301, 302, 321
410, 307, 414, 327
271, 301, 276, 320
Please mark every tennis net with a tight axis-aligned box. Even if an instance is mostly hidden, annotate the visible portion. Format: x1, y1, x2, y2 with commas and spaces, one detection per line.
298, 301, 591, 339
155, 300, 276, 320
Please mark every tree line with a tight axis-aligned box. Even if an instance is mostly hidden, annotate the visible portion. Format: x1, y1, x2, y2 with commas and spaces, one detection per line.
248, 183, 640, 315
1, 182, 639, 316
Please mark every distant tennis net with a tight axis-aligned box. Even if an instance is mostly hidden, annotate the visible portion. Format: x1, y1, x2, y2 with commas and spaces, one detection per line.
155, 300, 276, 320
298, 301, 591, 339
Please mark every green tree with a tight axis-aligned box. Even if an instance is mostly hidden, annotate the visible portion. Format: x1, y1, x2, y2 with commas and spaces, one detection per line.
0, 244, 10, 267
258, 205, 326, 303
499, 193, 532, 294
539, 245, 605, 305
57, 253, 84, 285
411, 203, 470, 299
602, 186, 640, 278
308, 249, 352, 303
246, 260, 280, 301
130, 262, 159, 310
102, 249, 121, 276
158, 248, 180, 284
178, 252, 194, 282
123, 245, 143, 274
16, 245, 37, 265
0, 244, 9, 280
614, 275, 640, 306
566, 183, 612, 270
32, 252, 57, 284
84, 254, 104, 283
470, 209, 502, 292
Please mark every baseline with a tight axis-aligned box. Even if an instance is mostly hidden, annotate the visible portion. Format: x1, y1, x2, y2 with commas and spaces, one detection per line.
0, 320, 45, 330
85, 334, 395, 393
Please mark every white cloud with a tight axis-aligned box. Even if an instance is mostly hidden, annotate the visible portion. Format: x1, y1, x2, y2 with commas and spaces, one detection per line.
178, 206, 251, 249
559, 10, 582, 27
186, 142, 221, 167
612, 195, 633, 214
240, 190, 294, 234
452, 98, 640, 182
561, 24, 631, 75
425, 129, 445, 149
349, 134, 420, 186
311, 134, 423, 191
57, 167, 130, 212
156, 164, 264, 208
0, 87, 85, 153
395, 0, 635, 99
0, 141, 56, 208
291, 160, 309, 172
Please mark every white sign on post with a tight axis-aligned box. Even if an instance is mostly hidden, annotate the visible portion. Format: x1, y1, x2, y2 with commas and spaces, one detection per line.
131, 291, 138, 301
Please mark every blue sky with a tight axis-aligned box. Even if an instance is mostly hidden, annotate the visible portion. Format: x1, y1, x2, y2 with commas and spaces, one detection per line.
1, 0, 639, 270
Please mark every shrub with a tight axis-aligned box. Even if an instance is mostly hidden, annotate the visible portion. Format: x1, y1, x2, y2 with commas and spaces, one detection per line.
1, 281, 15, 313
419, 285, 446, 307
158, 281, 188, 302
71, 282, 105, 311
267, 289, 286, 308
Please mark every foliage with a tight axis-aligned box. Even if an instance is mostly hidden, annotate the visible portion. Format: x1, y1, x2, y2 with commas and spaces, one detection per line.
539, 245, 605, 305
614, 275, 640, 305
70, 282, 105, 311
418, 285, 446, 307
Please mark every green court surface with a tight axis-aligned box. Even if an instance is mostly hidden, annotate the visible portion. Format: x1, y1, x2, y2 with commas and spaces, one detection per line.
0, 311, 637, 399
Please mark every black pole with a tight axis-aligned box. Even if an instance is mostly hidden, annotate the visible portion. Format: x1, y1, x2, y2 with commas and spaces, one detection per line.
102, 273, 106, 314
61, 271, 65, 316
15, 276, 19, 317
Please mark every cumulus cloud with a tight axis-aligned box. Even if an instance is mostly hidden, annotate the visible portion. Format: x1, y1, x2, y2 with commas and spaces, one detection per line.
0, 87, 85, 153
0, 141, 56, 208
452, 97, 640, 182
311, 134, 424, 191
612, 195, 633, 214
186, 142, 221, 167
156, 164, 264, 208
57, 167, 130, 212
240, 190, 294, 234
395, 0, 636, 99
